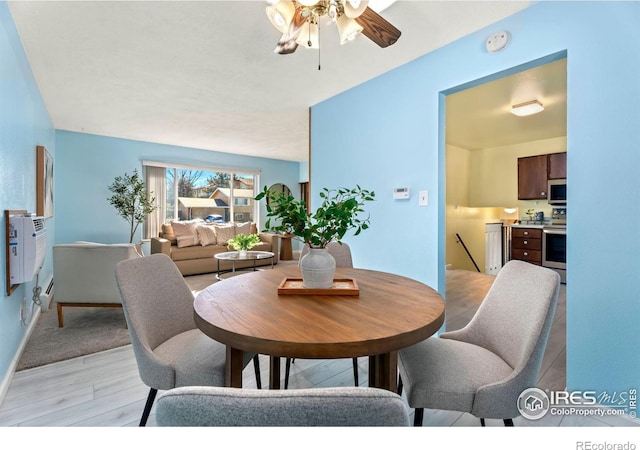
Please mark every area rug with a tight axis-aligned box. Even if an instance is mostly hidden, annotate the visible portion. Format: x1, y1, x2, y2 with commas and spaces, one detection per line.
15, 273, 221, 371
16, 306, 132, 371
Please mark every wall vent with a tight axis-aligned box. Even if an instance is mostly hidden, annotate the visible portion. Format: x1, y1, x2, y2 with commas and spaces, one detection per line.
39, 275, 54, 311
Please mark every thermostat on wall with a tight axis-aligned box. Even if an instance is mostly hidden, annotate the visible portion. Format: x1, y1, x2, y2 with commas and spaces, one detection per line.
393, 187, 410, 200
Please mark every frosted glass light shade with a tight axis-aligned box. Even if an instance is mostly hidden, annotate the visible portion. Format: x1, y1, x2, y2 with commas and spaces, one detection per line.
266, 2, 295, 34
296, 21, 320, 48
511, 100, 544, 117
344, 0, 369, 18
337, 15, 363, 44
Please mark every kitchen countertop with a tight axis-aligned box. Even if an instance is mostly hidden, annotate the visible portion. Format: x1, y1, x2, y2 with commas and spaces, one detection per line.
510, 223, 546, 229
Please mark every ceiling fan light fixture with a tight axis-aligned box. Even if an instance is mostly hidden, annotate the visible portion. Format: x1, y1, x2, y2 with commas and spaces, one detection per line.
343, 0, 369, 18
295, 21, 320, 48
511, 100, 544, 117
297, 0, 320, 6
266, 2, 295, 34
337, 14, 363, 44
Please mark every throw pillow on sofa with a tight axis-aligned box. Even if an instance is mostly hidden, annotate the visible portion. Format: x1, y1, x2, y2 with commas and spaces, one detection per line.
171, 220, 201, 248
197, 225, 217, 246
214, 224, 235, 245
235, 222, 251, 235
161, 224, 177, 244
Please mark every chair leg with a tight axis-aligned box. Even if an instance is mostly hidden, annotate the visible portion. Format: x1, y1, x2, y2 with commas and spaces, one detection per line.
252, 355, 262, 389
57, 303, 64, 328
140, 388, 158, 427
504, 418, 514, 426
352, 357, 359, 386
397, 374, 403, 396
284, 357, 292, 389
413, 408, 424, 427
480, 418, 486, 427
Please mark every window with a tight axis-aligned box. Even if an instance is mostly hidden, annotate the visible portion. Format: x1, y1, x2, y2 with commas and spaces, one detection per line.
143, 162, 259, 238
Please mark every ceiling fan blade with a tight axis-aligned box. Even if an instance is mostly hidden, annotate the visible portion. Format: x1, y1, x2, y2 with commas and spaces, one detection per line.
274, 8, 306, 55
355, 7, 401, 48
275, 33, 299, 55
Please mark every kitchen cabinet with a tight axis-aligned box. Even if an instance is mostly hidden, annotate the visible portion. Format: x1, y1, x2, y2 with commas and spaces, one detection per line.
511, 227, 542, 265
518, 155, 548, 200
518, 152, 567, 199
548, 152, 567, 179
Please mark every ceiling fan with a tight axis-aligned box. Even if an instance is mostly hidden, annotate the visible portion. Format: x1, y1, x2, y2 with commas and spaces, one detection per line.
266, 0, 401, 55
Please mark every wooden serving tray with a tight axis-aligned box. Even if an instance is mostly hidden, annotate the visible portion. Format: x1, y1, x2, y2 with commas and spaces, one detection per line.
277, 278, 360, 296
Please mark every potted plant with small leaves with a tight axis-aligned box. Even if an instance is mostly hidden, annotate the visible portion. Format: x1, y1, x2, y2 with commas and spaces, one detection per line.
107, 169, 157, 244
256, 185, 375, 288
227, 233, 261, 258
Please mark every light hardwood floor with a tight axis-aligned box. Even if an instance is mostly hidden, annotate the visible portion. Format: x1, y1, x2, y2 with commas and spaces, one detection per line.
0, 265, 637, 428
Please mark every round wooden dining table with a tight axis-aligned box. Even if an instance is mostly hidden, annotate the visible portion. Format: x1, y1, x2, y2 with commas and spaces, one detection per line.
193, 265, 445, 392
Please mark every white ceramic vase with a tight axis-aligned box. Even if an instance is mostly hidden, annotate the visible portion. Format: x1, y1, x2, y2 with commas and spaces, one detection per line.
299, 247, 336, 289
238, 249, 248, 258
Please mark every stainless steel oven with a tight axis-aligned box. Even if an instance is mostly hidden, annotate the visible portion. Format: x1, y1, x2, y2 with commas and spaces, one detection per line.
542, 225, 566, 283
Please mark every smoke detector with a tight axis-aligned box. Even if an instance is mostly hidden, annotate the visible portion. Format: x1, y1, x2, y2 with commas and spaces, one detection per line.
486, 31, 510, 53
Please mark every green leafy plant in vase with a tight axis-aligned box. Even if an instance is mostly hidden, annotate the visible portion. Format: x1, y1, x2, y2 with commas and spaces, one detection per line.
256, 185, 375, 288
228, 233, 261, 258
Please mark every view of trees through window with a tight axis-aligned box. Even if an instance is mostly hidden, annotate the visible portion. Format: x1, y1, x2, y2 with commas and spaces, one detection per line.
164, 168, 257, 224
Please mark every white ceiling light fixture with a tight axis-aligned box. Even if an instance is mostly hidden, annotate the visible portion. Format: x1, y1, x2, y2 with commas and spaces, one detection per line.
511, 100, 544, 117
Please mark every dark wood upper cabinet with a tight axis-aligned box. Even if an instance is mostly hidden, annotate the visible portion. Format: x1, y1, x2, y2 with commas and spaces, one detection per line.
518, 152, 567, 200
518, 155, 548, 200
548, 152, 567, 179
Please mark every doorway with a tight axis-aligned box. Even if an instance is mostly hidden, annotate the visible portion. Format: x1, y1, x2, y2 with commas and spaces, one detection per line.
441, 54, 568, 390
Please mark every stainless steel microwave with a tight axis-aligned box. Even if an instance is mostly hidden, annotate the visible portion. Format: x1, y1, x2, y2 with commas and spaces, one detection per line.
548, 179, 567, 204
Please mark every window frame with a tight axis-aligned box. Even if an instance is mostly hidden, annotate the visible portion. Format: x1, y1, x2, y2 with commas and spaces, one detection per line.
142, 160, 260, 234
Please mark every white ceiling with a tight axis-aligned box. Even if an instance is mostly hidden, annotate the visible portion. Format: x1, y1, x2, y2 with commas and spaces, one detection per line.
8, 1, 539, 162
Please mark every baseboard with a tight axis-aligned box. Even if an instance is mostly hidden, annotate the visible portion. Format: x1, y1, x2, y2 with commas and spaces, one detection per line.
0, 307, 41, 407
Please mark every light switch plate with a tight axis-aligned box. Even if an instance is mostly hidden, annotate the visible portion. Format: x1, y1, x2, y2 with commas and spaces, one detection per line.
419, 190, 428, 206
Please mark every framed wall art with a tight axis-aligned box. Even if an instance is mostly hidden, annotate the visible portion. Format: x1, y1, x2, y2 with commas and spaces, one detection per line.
36, 145, 54, 218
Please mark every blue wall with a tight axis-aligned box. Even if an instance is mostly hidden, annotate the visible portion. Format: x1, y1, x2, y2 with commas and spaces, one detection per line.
0, 2, 55, 385
311, 2, 640, 394
55, 131, 300, 245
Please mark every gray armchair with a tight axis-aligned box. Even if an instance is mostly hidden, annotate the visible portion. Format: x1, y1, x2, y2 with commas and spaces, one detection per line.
53, 242, 142, 327
155, 386, 410, 426
115, 253, 261, 426
398, 260, 560, 426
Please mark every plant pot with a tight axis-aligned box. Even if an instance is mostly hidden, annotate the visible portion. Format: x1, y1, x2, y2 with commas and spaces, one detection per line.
299, 247, 336, 289
238, 250, 248, 258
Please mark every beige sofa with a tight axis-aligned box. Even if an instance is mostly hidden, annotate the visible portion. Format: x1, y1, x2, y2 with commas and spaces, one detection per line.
150, 220, 279, 276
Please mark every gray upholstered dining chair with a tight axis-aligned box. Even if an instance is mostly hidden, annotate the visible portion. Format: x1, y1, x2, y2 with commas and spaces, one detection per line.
286, 241, 358, 388
155, 386, 410, 426
298, 241, 354, 267
398, 260, 560, 426
115, 253, 261, 426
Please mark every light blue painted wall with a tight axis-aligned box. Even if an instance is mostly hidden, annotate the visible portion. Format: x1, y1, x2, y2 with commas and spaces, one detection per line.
55, 131, 300, 244
312, 2, 640, 394
0, 2, 55, 383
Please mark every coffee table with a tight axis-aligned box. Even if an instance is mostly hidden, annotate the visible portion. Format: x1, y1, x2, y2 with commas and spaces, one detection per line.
214, 251, 275, 280
193, 266, 445, 391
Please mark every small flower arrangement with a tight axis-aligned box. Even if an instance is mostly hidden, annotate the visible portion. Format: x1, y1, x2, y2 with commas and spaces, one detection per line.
228, 233, 261, 251
525, 209, 535, 220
